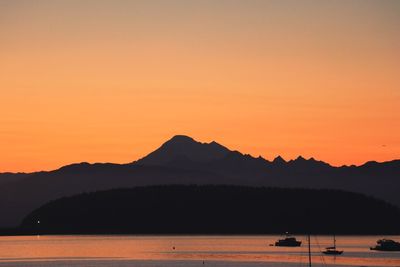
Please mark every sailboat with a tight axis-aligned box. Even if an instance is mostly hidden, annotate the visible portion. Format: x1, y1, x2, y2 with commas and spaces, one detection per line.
305, 234, 342, 267
322, 235, 343, 255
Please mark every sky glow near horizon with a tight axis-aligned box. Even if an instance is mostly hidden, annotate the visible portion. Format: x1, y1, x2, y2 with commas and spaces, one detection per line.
0, 0, 399, 172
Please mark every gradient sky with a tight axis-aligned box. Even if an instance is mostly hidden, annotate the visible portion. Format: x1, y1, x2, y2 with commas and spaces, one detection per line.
1, 0, 399, 172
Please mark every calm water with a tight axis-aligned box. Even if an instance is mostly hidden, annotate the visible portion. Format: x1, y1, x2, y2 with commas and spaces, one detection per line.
0, 235, 400, 267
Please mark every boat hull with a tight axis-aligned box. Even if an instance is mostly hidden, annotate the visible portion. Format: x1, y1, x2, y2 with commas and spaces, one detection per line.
370, 247, 400, 251
323, 250, 343, 255
275, 241, 302, 247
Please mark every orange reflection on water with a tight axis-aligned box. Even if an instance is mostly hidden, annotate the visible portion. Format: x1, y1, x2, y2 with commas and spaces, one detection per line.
0, 235, 399, 266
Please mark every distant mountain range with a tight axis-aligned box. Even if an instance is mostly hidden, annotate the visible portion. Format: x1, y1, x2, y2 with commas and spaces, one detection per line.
0, 135, 399, 228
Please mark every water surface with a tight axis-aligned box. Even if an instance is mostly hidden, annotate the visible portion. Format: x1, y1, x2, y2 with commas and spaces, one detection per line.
0, 235, 399, 266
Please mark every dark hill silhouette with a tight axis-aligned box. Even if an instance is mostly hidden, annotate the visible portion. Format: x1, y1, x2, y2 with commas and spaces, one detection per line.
0, 172, 31, 187
20, 185, 400, 235
0, 135, 399, 228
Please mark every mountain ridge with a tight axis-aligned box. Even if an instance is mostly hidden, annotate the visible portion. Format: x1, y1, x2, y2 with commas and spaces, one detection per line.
0, 134, 399, 228
2, 135, 395, 175
134, 135, 232, 166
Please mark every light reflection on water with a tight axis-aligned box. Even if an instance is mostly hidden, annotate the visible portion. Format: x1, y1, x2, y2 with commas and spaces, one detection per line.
0, 235, 399, 266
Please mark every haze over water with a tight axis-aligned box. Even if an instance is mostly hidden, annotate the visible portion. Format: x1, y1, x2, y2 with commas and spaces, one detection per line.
1, 235, 399, 267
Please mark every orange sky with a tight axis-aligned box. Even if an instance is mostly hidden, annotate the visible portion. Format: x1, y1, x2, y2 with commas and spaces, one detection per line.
1, 1, 399, 172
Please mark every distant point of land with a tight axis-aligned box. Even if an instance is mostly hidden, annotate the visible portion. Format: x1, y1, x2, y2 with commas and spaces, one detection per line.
19, 185, 400, 235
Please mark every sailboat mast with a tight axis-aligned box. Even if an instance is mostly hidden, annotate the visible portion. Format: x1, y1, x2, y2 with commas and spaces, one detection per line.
334, 234, 336, 248
308, 234, 312, 267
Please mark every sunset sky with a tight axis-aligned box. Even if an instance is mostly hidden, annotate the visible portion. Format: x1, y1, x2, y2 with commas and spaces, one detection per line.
1, 0, 399, 172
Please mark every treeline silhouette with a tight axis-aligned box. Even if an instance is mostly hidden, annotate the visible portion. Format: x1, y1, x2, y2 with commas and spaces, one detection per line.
20, 185, 400, 235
